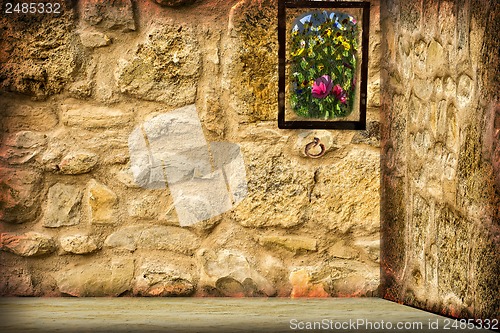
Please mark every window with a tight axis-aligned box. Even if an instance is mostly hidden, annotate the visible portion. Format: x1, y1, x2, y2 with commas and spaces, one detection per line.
278, 1, 370, 129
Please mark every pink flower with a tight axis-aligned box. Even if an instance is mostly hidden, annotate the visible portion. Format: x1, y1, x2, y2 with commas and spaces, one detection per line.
311, 75, 333, 99
332, 84, 347, 104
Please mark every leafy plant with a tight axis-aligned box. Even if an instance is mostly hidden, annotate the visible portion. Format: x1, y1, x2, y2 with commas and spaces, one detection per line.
289, 11, 358, 119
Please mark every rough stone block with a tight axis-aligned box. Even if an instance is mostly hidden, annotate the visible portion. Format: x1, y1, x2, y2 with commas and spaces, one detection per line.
62, 105, 132, 129
1, 232, 56, 257
59, 234, 99, 254
258, 235, 317, 253
138, 226, 201, 255
43, 183, 82, 228
58, 151, 98, 175
133, 258, 195, 296
0, 167, 43, 223
116, 22, 200, 105
82, 0, 135, 32
289, 268, 329, 298
426, 40, 448, 76
79, 30, 112, 48
232, 143, 312, 228
104, 225, 142, 252
87, 180, 118, 224
197, 248, 276, 297
55, 258, 134, 296
0, 131, 46, 165
0, 3, 81, 98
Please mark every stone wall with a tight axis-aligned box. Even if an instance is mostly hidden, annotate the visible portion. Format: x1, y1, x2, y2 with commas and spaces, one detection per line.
381, 0, 499, 320
0, 0, 381, 297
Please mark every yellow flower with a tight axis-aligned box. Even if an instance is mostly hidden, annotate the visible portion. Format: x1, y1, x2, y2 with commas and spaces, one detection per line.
342, 41, 350, 50
291, 48, 305, 57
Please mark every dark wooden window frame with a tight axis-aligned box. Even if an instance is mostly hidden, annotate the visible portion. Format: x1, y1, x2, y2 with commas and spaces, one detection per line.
278, 1, 370, 130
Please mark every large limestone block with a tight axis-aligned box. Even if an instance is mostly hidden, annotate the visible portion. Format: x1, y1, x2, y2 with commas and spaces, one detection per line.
43, 183, 82, 228
116, 22, 200, 105
0, 168, 43, 223
55, 258, 134, 296
104, 225, 143, 252
1, 232, 56, 257
298, 260, 379, 297
87, 180, 118, 224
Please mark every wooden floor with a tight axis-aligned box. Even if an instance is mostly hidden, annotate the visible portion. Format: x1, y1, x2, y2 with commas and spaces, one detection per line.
0, 297, 494, 333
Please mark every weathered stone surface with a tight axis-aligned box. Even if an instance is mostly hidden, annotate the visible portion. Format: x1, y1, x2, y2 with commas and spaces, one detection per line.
258, 235, 317, 254
105, 225, 200, 255
153, 0, 197, 7
3, 131, 47, 149
138, 226, 200, 255
68, 80, 94, 99
426, 40, 447, 76
1, 232, 56, 257
116, 22, 200, 105
0, 131, 46, 165
225, 0, 278, 122
351, 121, 381, 147
0, 168, 43, 223
382, 0, 499, 320
232, 143, 313, 228
62, 104, 132, 129
55, 258, 134, 296
79, 30, 112, 48
310, 148, 380, 236
0, 3, 82, 98
58, 151, 98, 175
127, 193, 175, 221
0, 104, 58, 133
104, 225, 142, 251
87, 180, 118, 224
0, 258, 34, 296
289, 268, 329, 298
82, 0, 135, 32
59, 234, 99, 254
133, 258, 195, 296
43, 183, 82, 228
197, 248, 276, 297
